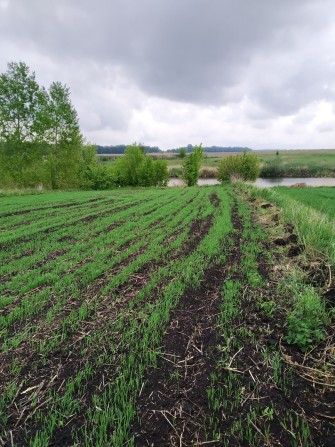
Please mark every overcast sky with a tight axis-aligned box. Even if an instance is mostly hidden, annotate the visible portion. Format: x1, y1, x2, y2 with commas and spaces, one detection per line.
1, 0, 335, 150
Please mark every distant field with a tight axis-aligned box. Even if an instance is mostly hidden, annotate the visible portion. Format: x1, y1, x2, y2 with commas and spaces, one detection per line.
274, 186, 335, 219
258, 149, 335, 177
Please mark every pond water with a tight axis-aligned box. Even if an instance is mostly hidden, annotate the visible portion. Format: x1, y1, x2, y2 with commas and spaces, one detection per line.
168, 178, 335, 187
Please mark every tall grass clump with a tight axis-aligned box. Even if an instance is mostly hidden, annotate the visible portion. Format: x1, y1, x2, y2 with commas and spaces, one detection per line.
259, 154, 284, 178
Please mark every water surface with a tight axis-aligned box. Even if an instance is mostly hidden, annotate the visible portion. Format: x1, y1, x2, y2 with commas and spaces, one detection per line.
168, 178, 335, 187
255, 177, 335, 187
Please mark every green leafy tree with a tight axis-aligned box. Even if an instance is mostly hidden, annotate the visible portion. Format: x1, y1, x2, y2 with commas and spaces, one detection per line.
115, 144, 146, 186
45, 81, 83, 188
152, 159, 169, 186
0, 62, 44, 144
0, 62, 47, 186
178, 147, 186, 159
182, 144, 203, 186
217, 152, 260, 183
85, 162, 118, 190
78, 144, 102, 189
114, 143, 168, 187
0, 62, 91, 189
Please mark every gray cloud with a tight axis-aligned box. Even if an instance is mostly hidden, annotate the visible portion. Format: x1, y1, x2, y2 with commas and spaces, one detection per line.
1, 0, 335, 148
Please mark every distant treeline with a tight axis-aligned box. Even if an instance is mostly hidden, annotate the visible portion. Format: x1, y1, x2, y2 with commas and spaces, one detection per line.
96, 145, 161, 154
96, 144, 252, 154
167, 145, 252, 154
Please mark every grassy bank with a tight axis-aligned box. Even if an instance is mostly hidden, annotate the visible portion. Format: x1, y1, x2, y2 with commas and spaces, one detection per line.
244, 184, 335, 270
258, 150, 335, 178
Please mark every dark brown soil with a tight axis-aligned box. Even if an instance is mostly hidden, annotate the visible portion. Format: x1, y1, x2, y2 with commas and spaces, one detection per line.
209, 192, 221, 208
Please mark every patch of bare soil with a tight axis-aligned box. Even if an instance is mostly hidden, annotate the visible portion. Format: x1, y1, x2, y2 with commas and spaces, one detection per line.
209, 192, 221, 208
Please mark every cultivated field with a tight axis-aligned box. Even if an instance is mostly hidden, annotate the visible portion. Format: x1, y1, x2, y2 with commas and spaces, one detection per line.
0, 186, 334, 446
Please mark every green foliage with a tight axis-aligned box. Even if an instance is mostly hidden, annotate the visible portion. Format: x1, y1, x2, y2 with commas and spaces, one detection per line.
258, 300, 277, 318
151, 159, 170, 186
0, 62, 47, 186
182, 144, 204, 186
285, 287, 328, 351
0, 62, 45, 144
0, 61, 91, 189
44, 81, 83, 188
114, 144, 169, 187
178, 147, 186, 159
82, 143, 170, 189
217, 152, 260, 183
114, 144, 145, 186
259, 154, 284, 178
85, 161, 117, 190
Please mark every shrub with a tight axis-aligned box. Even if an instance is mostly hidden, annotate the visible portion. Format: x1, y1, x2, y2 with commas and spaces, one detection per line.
85, 163, 117, 190
114, 143, 169, 187
182, 144, 204, 186
178, 147, 186, 159
152, 159, 169, 186
217, 152, 260, 183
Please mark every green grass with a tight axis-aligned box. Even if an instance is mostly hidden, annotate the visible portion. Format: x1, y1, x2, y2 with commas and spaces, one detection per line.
258, 150, 335, 178
272, 186, 335, 219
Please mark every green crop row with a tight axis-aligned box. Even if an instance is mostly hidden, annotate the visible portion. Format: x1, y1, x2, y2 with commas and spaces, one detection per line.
1, 187, 232, 446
